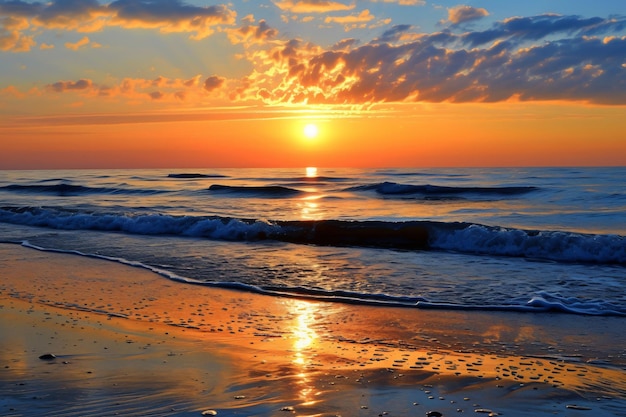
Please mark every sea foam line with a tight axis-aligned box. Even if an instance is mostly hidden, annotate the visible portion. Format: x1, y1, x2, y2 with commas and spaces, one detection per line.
13, 241, 626, 316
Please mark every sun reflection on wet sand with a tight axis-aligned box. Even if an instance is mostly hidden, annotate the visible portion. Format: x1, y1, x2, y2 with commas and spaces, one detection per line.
287, 300, 321, 406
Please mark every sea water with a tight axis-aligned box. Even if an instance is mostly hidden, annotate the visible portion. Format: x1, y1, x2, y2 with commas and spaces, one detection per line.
0, 167, 624, 316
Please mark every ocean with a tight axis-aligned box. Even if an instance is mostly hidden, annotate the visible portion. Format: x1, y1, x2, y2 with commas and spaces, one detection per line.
0, 167, 624, 316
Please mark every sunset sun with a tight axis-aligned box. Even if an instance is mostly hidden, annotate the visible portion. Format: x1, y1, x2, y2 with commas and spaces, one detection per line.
303, 123, 319, 139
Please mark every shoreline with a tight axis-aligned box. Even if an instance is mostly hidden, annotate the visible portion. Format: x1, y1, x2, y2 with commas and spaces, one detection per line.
1, 243, 624, 416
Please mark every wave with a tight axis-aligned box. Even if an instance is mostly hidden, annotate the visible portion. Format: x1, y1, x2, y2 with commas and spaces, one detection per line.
0, 183, 167, 196
428, 223, 626, 264
168, 173, 229, 179
283, 176, 350, 182
208, 184, 305, 198
14, 241, 626, 316
239, 175, 350, 182
346, 182, 538, 197
375, 171, 469, 178
0, 205, 624, 266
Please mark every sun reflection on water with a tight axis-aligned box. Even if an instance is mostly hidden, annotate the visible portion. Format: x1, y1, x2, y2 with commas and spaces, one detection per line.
305, 166, 318, 178
299, 198, 321, 220
299, 167, 324, 220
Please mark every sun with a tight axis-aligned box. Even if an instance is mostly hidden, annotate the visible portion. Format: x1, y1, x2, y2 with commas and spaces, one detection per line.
303, 123, 319, 139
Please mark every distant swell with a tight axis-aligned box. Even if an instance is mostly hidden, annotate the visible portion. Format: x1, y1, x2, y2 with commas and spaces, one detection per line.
0, 206, 624, 265
208, 184, 304, 197
346, 182, 538, 197
168, 173, 228, 179
1, 183, 166, 196
283, 176, 350, 182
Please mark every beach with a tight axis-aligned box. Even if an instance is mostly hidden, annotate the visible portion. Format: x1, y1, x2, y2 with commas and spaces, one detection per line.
1, 243, 625, 416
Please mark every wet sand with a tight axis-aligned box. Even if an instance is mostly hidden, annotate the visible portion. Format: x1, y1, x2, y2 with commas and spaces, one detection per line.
1, 243, 625, 416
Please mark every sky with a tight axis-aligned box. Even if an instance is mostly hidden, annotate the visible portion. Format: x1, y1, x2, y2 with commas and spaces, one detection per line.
0, 0, 625, 169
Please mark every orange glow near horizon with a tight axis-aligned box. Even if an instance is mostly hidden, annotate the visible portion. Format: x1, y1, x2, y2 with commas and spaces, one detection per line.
1, 102, 625, 169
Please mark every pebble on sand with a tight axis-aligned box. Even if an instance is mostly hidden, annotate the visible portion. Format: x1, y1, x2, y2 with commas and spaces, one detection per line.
38, 353, 56, 360
566, 405, 592, 411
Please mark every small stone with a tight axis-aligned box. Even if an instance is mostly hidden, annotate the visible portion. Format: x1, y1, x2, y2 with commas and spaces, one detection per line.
281, 406, 295, 411
201, 410, 218, 416
427, 412, 443, 417
38, 354, 56, 360
566, 405, 592, 411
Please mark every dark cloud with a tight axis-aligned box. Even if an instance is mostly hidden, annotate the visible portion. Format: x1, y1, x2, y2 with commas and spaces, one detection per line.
37, 0, 103, 24
331, 38, 358, 50
0, 0, 236, 44
0, 0, 44, 16
379, 24, 412, 42
108, 0, 232, 24
48, 79, 93, 92
204, 75, 225, 92
462, 14, 609, 47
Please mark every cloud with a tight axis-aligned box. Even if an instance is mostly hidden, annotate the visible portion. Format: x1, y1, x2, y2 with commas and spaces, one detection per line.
369, 0, 424, 5
0, 85, 27, 98
0, 0, 236, 51
34, 0, 106, 30
39, 74, 221, 103
461, 14, 609, 47
273, 0, 355, 13
48, 79, 94, 92
378, 24, 413, 42
108, 0, 236, 39
447, 5, 489, 24
325, 9, 374, 24
65, 35, 101, 50
227, 18, 278, 45
6, 8, 626, 107
149, 91, 164, 100
0, 16, 35, 51
204, 76, 225, 92
240, 14, 626, 105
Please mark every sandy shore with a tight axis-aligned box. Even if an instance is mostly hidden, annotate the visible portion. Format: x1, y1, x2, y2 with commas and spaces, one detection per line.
1, 243, 625, 416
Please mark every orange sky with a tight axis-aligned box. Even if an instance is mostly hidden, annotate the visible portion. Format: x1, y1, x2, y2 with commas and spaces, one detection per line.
2, 101, 624, 169
1, 0, 625, 169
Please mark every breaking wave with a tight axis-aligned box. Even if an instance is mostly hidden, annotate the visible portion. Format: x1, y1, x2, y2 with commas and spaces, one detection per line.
0, 205, 623, 265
